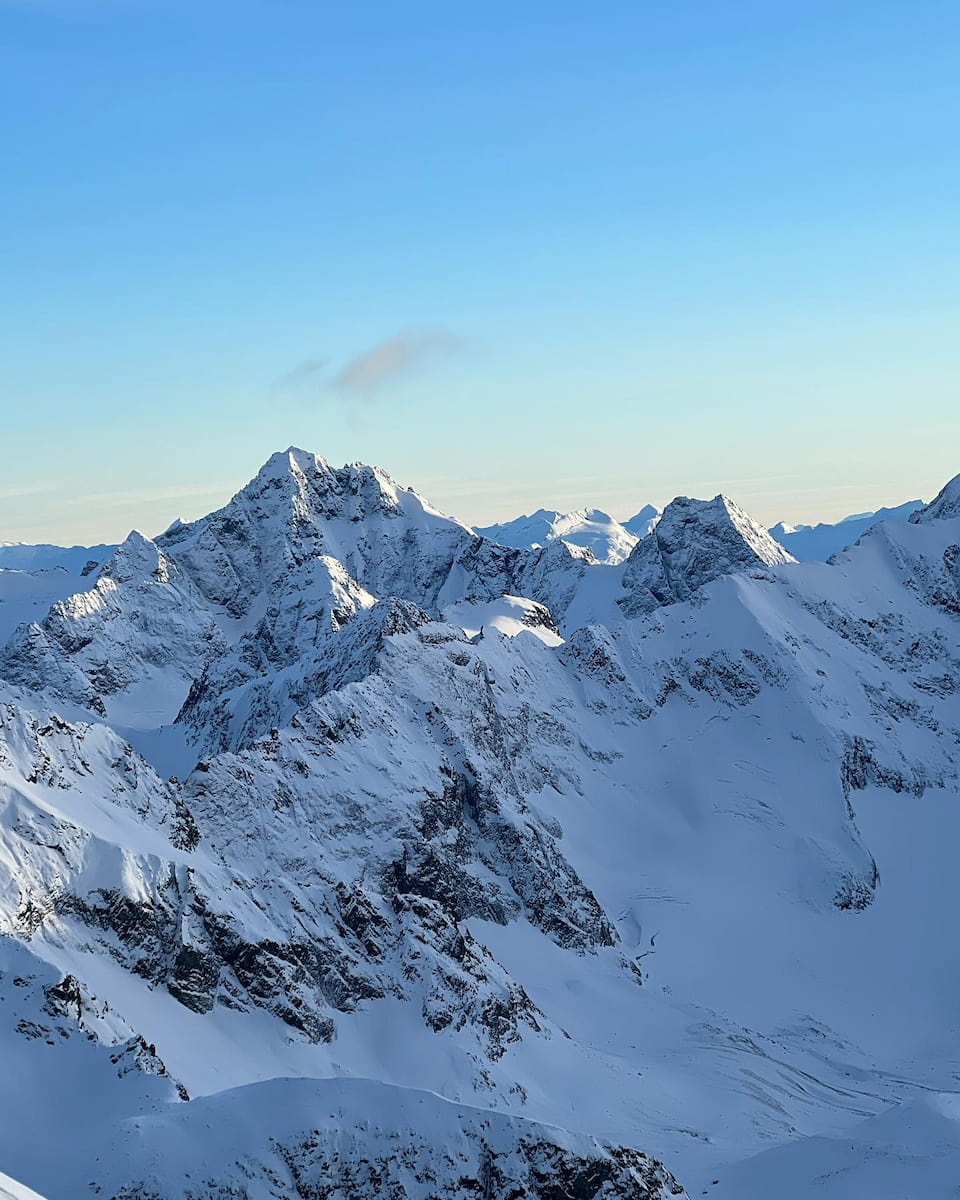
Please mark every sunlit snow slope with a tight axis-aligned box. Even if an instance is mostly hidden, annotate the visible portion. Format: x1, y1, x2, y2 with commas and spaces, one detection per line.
1, 446, 958, 1199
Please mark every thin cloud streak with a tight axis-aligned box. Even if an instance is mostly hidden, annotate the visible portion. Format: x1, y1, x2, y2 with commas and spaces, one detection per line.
275, 328, 466, 404
76, 483, 237, 508
0, 482, 64, 503
330, 327, 464, 397
272, 358, 327, 394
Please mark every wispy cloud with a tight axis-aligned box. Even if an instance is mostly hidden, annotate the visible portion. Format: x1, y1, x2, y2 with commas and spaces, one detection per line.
276, 327, 465, 403
0, 482, 64, 503
331, 327, 464, 397
77, 483, 235, 508
272, 358, 327, 394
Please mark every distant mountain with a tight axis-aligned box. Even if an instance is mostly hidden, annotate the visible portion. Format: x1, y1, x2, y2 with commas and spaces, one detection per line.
475, 506, 659, 565
768, 500, 921, 561
477, 495, 922, 567
0, 541, 115, 574
622, 503, 661, 537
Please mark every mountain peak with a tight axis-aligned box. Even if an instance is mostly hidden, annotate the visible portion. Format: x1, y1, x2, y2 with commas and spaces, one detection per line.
622, 504, 661, 537
619, 492, 794, 616
253, 446, 332, 488
910, 473, 960, 524
103, 530, 170, 583
164, 449, 468, 549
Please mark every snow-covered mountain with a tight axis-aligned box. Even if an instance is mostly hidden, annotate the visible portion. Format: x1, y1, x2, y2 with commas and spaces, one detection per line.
768, 499, 922, 561
622, 503, 661, 538
475, 506, 658, 564
477, 491, 926, 567
620, 493, 795, 616
2, 447, 960, 1199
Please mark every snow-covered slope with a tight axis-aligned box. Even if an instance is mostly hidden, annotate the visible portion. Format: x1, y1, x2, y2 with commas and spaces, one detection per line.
711, 1091, 960, 1200
0, 567, 89, 645
1, 446, 959, 1198
476, 507, 644, 564
50, 1076, 682, 1200
769, 499, 922, 561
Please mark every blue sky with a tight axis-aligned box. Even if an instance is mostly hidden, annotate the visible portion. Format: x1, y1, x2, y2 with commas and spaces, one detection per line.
1, 0, 958, 543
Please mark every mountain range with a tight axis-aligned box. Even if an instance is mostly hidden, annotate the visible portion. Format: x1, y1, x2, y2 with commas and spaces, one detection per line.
475, 498, 922, 565
0, 494, 922, 579
1, 448, 959, 1199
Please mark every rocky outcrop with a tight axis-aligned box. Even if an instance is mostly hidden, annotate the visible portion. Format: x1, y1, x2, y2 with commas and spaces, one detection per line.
619, 494, 794, 616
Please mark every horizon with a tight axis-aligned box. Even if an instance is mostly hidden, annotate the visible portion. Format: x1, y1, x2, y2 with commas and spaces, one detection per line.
0, 442, 945, 548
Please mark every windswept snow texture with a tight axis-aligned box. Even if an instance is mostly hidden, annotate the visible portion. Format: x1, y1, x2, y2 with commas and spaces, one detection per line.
769, 500, 922, 561
1, 446, 960, 1199
476, 507, 649, 564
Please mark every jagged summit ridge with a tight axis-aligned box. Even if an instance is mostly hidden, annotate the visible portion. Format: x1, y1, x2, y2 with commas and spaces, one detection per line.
0, 449, 596, 742
243, 446, 466, 527
156, 446, 480, 621
619, 493, 795, 616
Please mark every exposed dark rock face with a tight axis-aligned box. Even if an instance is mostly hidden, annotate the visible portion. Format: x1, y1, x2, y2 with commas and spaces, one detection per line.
619, 494, 793, 617
841, 735, 929, 800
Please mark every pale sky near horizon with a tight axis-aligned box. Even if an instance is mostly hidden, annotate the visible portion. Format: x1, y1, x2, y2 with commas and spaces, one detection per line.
1, 0, 958, 545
